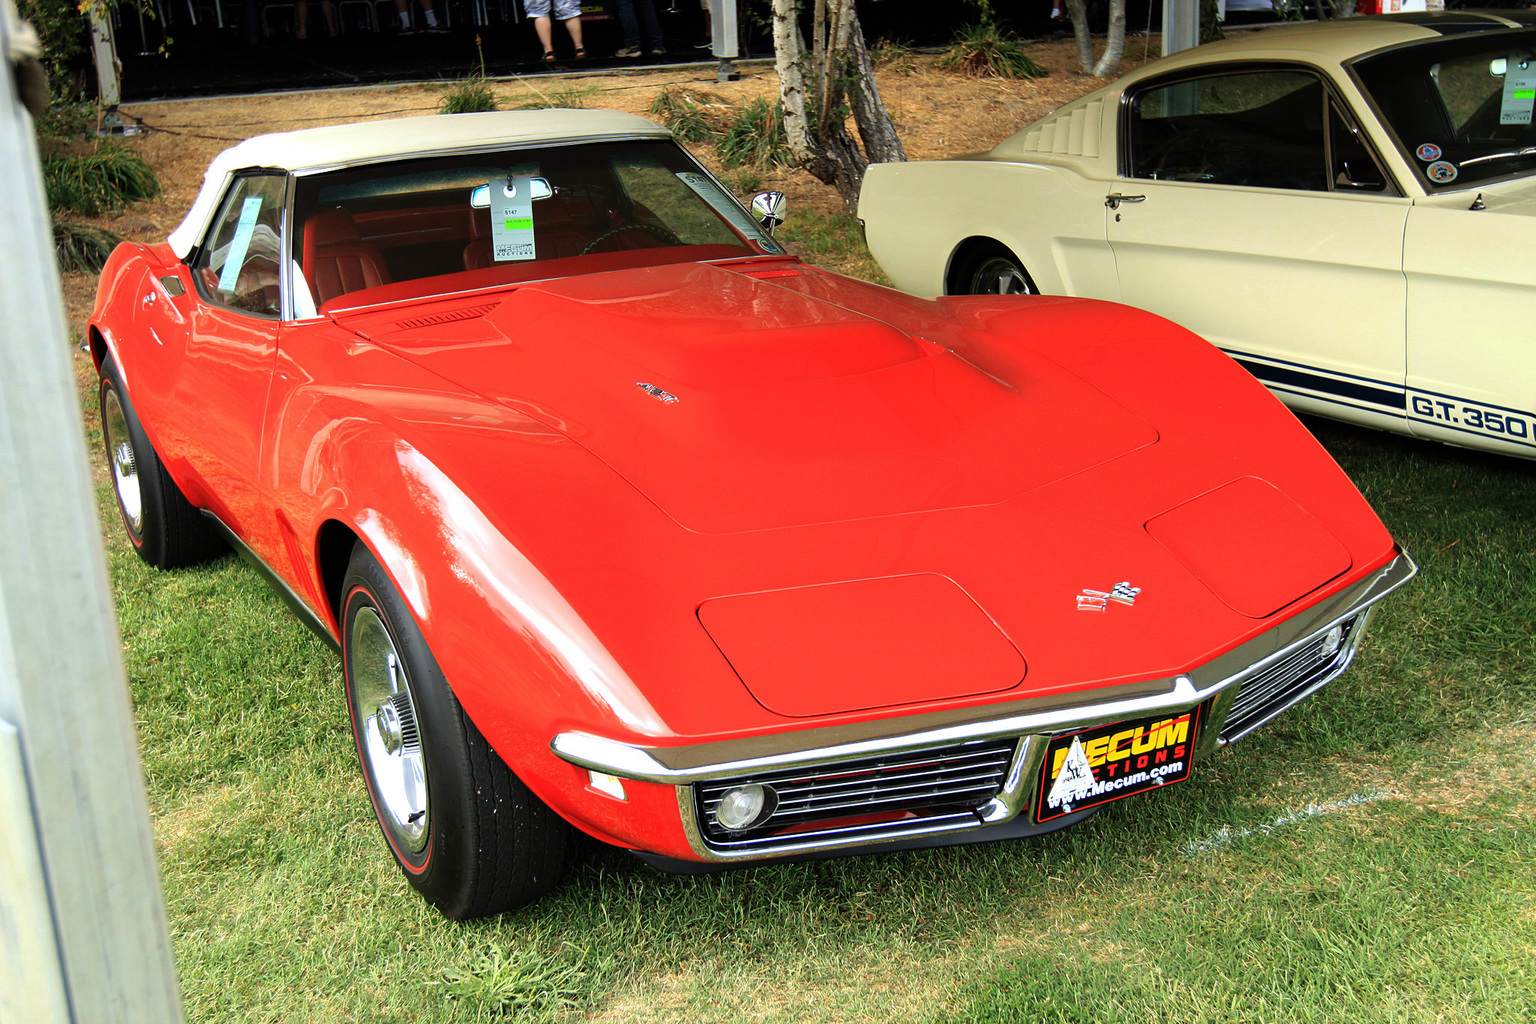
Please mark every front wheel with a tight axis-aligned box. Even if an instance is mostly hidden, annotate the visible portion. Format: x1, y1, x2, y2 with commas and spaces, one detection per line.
341, 545, 568, 919
950, 242, 1036, 296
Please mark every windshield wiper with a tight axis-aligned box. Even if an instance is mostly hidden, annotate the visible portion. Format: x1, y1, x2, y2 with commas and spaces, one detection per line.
1459, 146, 1536, 169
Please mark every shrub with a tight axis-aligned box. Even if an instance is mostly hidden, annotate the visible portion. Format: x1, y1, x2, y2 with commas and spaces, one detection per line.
871, 38, 919, 75
939, 22, 1047, 79
648, 86, 728, 142
43, 143, 161, 217
54, 221, 123, 272
729, 169, 764, 197
514, 84, 595, 110
439, 78, 497, 114
718, 98, 791, 171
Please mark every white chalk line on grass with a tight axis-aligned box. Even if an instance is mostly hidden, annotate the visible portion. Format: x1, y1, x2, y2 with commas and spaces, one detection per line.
1181, 791, 1396, 858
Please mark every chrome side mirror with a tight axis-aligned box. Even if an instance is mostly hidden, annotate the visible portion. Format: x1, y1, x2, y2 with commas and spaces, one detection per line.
750, 191, 786, 235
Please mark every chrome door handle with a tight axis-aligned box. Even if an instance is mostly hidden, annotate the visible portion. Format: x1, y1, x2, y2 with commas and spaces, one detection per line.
1105, 193, 1146, 210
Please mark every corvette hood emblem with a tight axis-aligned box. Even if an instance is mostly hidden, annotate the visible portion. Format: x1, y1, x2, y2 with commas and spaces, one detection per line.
1077, 582, 1141, 612
637, 382, 679, 404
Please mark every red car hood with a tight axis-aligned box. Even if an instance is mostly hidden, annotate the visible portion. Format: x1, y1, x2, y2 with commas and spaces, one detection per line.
342, 261, 1158, 534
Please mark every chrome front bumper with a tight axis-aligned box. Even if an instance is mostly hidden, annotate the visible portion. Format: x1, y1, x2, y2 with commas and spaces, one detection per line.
552, 551, 1416, 862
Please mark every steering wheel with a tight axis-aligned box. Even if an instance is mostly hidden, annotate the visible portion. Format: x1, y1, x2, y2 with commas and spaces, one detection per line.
579, 220, 683, 256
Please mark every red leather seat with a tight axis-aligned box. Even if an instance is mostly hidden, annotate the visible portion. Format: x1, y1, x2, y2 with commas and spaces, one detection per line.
303, 207, 391, 307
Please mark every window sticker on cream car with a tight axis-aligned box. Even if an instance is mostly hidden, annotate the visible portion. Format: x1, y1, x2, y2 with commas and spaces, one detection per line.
1415, 142, 1442, 161
1426, 160, 1458, 183
1500, 57, 1536, 125
217, 196, 264, 293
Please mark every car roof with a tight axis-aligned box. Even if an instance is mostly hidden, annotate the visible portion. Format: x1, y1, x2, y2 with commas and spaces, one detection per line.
1143, 11, 1534, 73
168, 108, 670, 259
987, 12, 1535, 164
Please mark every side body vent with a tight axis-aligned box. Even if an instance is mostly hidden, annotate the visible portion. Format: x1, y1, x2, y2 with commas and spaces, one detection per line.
1018, 99, 1104, 158
394, 303, 499, 331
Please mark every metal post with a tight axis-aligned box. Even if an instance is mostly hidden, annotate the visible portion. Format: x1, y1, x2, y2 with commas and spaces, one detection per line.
1162, 0, 1200, 56
0, 3, 186, 1022
88, 5, 122, 109
710, 0, 738, 82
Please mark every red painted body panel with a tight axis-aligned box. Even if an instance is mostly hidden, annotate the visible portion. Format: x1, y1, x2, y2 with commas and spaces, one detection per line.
90, 236, 1399, 863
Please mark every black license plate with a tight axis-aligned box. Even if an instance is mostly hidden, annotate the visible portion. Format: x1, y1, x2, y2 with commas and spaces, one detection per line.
1035, 704, 1203, 823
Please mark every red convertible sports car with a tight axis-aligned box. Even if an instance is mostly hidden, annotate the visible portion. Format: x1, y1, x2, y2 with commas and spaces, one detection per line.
91, 109, 1415, 919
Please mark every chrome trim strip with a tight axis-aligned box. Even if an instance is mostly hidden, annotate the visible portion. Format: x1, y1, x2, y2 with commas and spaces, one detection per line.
552, 551, 1416, 786
201, 512, 340, 653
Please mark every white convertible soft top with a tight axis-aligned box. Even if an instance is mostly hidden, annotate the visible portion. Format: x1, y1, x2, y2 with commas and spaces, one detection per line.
168, 108, 670, 259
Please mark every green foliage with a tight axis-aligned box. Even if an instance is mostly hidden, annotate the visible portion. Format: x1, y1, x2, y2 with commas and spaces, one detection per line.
34, 97, 98, 140
436, 946, 586, 1020
43, 143, 161, 216
53, 221, 122, 272
939, 22, 1047, 80
439, 78, 497, 114
718, 97, 790, 171
727, 168, 764, 197
648, 86, 728, 143
871, 37, 919, 75
512, 84, 597, 110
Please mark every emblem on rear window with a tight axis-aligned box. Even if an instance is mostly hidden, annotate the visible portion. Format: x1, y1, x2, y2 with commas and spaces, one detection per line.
1076, 581, 1141, 612
636, 382, 679, 404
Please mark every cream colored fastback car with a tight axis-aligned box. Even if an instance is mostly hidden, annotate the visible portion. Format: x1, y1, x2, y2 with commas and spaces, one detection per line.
861, 13, 1536, 459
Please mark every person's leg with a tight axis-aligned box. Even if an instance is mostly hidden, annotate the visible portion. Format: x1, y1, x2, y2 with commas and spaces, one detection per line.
320, 0, 337, 35
615, 0, 640, 50
297, 0, 311, 37
553, 0, 583, 54
417, 0, 443, 30
534, 15, 554, 52
638, 0, 662, 51
393, 0, 412, 30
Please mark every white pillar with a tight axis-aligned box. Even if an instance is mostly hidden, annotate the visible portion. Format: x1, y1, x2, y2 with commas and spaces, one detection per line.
0, 3, 185, 1021
1162, 0, 1200, 56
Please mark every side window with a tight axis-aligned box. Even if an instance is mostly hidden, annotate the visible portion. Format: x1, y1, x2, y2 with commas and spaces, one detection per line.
1329, 98, 1389, 192
1128, 70, 1328, 191
193, 173, 287, 318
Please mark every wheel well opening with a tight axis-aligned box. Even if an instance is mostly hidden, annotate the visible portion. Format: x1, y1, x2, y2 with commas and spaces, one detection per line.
316, 520, 361, 626
945, 237, 1036, 296
88, 327, 108, 373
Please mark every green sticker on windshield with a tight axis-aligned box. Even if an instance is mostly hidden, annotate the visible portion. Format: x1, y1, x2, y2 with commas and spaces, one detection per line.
1499, 58, 1536, 126
217, 196, 264, 294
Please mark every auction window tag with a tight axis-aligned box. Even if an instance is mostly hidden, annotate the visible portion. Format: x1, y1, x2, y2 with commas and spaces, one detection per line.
489, 173, 537, 262
217, 196, 264, 294
675, 171, 784, 254
1500, 57, 1536, 126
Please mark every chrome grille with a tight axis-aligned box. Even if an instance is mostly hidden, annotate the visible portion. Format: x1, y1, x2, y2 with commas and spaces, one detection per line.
695, 739, 1018, 852
1221, 614, 1362, 742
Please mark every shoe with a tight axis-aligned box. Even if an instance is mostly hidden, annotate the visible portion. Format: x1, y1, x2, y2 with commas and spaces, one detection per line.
693, 38, 711, 49
425, 23, 449, 32
541, 50, 556, 62
614, 45, 641, 57
649, 45, 667, 55
574, 47, 588, 58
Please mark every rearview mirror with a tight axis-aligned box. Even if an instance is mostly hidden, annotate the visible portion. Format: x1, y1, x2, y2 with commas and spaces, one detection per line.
471, 178, 553, 208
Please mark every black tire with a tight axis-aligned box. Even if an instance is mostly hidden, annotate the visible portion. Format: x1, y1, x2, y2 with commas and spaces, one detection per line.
341, 544, 568, 919
99, 356, 226, 570
949, 242, 1037, 296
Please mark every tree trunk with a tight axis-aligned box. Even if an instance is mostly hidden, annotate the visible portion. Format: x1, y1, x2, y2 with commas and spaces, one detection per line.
772, 0, 904, 212
1092, 0, 1127, 76
1063, 0, 1094, 74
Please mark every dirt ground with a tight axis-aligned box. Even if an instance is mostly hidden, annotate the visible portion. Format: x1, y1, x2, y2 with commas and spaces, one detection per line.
58, 38, 1168, 336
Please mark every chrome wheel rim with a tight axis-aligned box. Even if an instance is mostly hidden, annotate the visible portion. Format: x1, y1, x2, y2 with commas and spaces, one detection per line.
102, 388, 144, 534
971, 257, 1032, 295
349, 607, 429, 854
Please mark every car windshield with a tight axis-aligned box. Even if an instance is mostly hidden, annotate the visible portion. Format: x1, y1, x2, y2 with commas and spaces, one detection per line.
1352, 29, 1536, 191
292, 139, 781, 312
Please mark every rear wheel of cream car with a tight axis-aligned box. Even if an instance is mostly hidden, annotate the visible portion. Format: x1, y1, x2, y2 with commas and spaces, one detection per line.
950, 241, 1036, 296
341, 544, 568, 919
